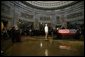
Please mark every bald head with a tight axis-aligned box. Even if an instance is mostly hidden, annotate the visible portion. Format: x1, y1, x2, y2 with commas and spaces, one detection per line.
45, 24, 47, 26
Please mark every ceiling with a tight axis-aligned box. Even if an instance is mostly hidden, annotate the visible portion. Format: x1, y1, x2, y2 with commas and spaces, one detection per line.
26, 1, 74, 8
21, 1, 79, 10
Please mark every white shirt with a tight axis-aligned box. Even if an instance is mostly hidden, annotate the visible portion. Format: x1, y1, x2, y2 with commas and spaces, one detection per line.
45, 26, 48, 33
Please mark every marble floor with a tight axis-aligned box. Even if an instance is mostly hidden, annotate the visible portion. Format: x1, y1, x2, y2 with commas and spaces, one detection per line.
1, 36, 84, 56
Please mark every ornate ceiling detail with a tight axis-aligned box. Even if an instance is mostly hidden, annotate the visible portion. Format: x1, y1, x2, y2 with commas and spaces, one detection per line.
26, 1, 74, 8
21, 1, 79, 10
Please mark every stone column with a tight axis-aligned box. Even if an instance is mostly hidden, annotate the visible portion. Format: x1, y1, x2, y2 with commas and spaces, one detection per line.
13, 3, 16, 26
50, 14, 56, 29
33, 12, 39, 30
